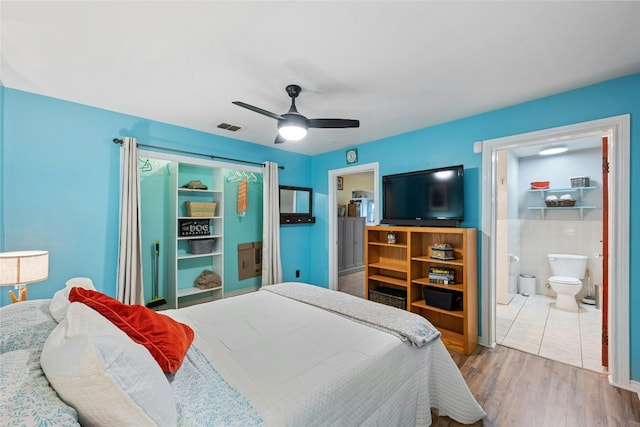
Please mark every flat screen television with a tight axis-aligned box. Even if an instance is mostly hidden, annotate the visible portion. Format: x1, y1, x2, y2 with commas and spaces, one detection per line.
381, 165, 464, 227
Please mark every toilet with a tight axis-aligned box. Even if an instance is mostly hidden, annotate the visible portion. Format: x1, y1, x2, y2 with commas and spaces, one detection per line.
547, 254, 588, 312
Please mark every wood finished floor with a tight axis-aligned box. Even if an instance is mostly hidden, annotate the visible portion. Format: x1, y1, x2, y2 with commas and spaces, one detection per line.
338, 271, 640, 426
434, 345, 640, 426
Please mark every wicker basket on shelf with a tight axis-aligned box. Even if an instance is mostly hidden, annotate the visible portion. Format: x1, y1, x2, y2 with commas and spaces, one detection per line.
185, 201, 217, 217
368, 287, 407, 310
545, 199, 576, 207
570, 176, 590, 187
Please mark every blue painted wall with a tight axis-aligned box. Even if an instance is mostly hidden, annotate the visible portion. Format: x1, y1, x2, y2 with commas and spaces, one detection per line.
0, 88, 311, 305
1, 73, 638, 380
309, 73, 639, 380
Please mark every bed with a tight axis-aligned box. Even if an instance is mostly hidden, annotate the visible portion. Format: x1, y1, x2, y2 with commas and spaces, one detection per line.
0, 282, 485, 426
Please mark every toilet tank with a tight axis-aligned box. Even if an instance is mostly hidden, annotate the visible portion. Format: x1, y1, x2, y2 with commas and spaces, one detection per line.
547, 254, 588, 279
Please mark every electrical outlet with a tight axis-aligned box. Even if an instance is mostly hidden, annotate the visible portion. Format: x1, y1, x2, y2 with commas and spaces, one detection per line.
295, 270, 300, 278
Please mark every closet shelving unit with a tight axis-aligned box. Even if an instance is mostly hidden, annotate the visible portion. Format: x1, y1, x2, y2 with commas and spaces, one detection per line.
167, 162, 224, 309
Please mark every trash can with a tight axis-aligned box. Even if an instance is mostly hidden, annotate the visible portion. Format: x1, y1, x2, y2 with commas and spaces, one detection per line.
519, 274, 536, 296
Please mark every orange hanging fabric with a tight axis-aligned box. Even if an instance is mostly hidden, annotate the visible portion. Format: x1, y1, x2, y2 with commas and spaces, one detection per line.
237, 179, 248, 215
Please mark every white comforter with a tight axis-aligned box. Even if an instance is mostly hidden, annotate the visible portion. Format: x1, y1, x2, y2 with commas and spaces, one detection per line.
166, 283, 485, 426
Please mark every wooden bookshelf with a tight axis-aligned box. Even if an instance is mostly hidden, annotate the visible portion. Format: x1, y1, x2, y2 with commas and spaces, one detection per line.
365, 226, 478, 355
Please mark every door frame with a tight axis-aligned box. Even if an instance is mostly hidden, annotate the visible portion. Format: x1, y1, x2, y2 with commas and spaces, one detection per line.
480, 115, 633, 392
601, 136, 610, 367
327, 162, 380, 291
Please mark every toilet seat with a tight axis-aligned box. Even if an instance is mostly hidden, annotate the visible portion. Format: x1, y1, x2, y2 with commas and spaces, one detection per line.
549, 276, 582, 285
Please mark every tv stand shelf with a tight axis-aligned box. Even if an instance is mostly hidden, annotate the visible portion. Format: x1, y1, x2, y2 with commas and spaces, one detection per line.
368, 262, 408, 273
411, 277, 464, 292
365, 225, 478, 355
411, 255, 465, 266
368, 274, 407, 288
411, 300, 465, 318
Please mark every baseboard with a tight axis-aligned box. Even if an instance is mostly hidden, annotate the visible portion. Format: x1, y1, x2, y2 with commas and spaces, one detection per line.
477, 333, 494, 348
477, 336, 495, 349
608, 374, 640, 396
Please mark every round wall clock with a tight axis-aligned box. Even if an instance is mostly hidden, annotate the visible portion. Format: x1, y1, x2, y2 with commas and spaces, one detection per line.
346, 148, 358, 164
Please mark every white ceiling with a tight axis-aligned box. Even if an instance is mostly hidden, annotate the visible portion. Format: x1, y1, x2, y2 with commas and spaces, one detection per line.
2, 1, 639, 156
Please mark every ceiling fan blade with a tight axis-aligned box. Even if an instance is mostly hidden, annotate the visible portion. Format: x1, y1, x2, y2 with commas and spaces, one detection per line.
232, 101, 284, 120
274, 134, 286, 144
308, 118, 360, 128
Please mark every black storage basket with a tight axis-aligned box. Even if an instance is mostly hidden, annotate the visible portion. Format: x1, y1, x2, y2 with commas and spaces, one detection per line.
423, 286, 462, 311
189, 238, 216, 254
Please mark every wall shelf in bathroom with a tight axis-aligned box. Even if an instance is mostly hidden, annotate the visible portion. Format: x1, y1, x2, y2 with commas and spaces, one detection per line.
527, 186, 597, 219
528, 186, 596, 200
528, 186, 596, 193
528, 187, 597, 197
528, 205, 597, 219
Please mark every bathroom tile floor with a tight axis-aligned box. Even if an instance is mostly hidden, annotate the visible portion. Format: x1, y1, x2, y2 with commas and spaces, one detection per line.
497, 293, 605, 373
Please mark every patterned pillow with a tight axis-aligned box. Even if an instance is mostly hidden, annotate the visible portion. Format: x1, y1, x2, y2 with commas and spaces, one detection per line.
0, 300, 79, 426
0, 299, 58, 352
1, 349, 79, 426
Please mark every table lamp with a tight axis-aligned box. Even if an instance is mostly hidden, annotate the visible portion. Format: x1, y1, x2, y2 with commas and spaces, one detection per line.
0, 251, 49, 303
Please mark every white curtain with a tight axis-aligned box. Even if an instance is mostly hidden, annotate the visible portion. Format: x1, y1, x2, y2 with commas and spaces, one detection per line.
261, 161, 282, 286
116, 137, 144, 304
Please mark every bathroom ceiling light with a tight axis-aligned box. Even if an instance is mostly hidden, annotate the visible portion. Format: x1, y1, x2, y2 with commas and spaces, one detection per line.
539, 145, 568, 156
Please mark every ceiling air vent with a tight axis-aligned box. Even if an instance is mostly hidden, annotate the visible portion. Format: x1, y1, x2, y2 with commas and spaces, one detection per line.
217, 123, 241, 132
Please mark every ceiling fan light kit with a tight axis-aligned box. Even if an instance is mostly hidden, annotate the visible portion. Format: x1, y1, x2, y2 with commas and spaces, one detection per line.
233, 84, 359, 144
278, 114, 308, 140
278, 126, 307, 141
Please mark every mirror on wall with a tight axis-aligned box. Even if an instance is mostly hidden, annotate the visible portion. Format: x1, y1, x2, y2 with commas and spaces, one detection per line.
279, 185, 315, 224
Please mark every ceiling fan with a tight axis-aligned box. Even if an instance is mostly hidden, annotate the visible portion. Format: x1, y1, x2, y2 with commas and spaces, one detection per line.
233, 84, 360, 144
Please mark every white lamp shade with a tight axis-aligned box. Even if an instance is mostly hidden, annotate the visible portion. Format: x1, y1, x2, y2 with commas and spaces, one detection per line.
0, 251, 49, 285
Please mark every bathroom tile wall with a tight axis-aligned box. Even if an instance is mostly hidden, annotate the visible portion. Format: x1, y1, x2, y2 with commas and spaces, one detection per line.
508, 219, 522, 293
496, 219, 523, 304
519, 219, 603, 299
496, 220, 509, 303
513, 146, 602, 301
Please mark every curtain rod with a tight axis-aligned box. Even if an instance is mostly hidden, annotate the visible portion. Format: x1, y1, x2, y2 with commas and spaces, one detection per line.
112, 138, 284, 170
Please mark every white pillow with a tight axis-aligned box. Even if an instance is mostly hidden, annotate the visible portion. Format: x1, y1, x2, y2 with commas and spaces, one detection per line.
40, 303, 177, 427
49, 277, 96, 322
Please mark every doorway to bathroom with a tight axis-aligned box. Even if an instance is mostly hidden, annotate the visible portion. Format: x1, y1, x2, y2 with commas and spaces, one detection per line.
494, 136, 604, 372
480, 115, 632, 392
